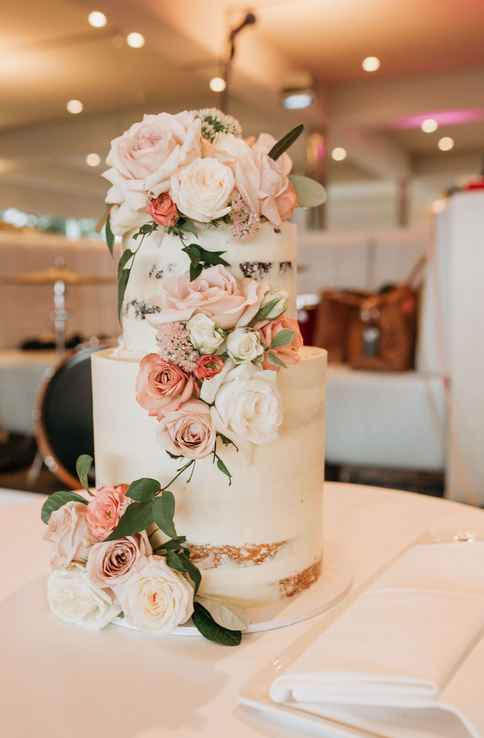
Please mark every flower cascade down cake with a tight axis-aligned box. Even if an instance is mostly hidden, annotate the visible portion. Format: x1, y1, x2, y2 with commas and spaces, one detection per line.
41, 109, 327, 645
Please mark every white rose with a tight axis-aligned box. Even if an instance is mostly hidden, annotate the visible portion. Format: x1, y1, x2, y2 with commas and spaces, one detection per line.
187, 313, 224, 354
170, 157, 234, 223
47, 566, 121, 631
114, 556, 194, 633
211, 363, 282, 445
226, 328, 264, 363
260, 289, 288, 320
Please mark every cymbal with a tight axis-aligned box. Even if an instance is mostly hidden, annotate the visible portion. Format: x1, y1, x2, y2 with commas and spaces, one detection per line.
0, 267, 115, 286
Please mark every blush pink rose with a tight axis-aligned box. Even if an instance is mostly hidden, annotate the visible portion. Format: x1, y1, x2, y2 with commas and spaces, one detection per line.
86, 532, 152, 588
136, 354, 196, 420
45, 501, 95, 568
147, 193, 178, 227
275, 181, 298, 222
86, 484, 129, 542
159, 400, 216, 459
260, 316, 303, 369
149, 265, 268, 330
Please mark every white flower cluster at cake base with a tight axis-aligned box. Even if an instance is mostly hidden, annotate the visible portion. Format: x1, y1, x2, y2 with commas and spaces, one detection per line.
103, 108, 305, 241
41, 459, 246, 645
134, 263, 304, 480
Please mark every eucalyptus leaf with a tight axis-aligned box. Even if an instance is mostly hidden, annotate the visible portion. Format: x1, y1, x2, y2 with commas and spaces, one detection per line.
195, 596, 248, 632
127, 478, 160, 502
290, 174, 327, 208
106, 501, 154, 541
105, 212, 115, 256
192, 602, 242, 646
75, 454, 93, 491
41, 491, 87, 524
152, 491, 177, 538
117, 248, 134, 322
267, 350, 287, 369
268, 124, 304, 161
270, 329, 294, 349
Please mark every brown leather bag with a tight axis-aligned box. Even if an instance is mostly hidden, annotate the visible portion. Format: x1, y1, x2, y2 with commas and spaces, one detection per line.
313, 259, 424, 372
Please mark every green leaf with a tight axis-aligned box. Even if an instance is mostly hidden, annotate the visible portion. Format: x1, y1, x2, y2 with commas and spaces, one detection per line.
196, 596, 248, 632
192, 602, 242, 646
105, 212, 115, 256
290, 174, 327, 208
127, 478, 161, 502
182, 244, 230, 282
268, 124, 304, 161
178, 218, 198, 236
216, 456, 232, 486
155, 535, 187, 552
152, 491, 177, 538
41, 491, 87, 524
75, 454, 93, 491
166, 450, 183, 460
117, 248, 133, 322
267, 350, 287, 369
106, 501, 154, 541
218, 433, 238, 451
253, 298, 280, 323
270, 329, 294, 349
166, 550, 201, 593
190, 261, 204, 282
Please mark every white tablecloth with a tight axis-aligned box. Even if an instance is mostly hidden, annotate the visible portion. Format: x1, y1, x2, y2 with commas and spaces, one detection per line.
1, 483, 484, 738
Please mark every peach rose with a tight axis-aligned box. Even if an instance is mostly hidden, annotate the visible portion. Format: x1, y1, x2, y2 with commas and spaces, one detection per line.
147, 193, 178, 227
44, 501, 95, 568
260, 316, 303, 369
86, 532, 152, 588
86, 484, 129, 542
159, 400, 216, 459
194, 354, 225, 380
275, 181, 298, 222
148, 265, 268, 330
136, 354, 196, 419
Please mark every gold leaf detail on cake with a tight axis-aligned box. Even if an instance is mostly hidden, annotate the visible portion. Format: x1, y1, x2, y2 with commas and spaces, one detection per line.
188, 541, 287, 569
279, 560, 322, 598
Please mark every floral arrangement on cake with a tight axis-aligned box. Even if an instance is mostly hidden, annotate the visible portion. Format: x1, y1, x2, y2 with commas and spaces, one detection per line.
135, 265, 303, 483
42, 455, 246, 645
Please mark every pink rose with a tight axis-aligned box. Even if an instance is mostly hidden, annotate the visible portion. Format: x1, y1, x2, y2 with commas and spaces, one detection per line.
194, 354, 225, 380
147, 193, 178, 227
260, 316, 303, 369
275, 181, 298, 222
159, 400, 216, 459
86, 533, 152, 588
45, 501, 95, 568
149, 265, 268, 330
86, 484, 129, 542
136, 354, 196, 420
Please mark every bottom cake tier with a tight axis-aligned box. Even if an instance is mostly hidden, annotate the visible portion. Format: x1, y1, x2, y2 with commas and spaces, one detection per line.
91, 346, 326, 606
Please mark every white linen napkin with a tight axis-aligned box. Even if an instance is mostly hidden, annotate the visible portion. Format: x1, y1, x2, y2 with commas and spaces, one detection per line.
269, 542, 484, 738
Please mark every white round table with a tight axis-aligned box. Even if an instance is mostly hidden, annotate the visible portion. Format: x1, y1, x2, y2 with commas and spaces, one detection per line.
1, 482, 483, 738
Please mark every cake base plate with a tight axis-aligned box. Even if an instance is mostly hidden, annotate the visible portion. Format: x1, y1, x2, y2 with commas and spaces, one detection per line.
113, 538, 352, 637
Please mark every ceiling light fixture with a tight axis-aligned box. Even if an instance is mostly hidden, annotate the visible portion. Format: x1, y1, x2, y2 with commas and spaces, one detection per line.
331, 147, 347, 162
421, 118, 438, 133
86, 153, 101, 167
438, 136, 454, 152
127, 32, 145, 48
209, 77, 226, 93
281, 88, 314, 110
88, 10, 107, 28
66, 99, 83, 114
362, 56, 381, 72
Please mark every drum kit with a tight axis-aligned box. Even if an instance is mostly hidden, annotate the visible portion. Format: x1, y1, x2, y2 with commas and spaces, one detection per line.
0, 263, 116, 487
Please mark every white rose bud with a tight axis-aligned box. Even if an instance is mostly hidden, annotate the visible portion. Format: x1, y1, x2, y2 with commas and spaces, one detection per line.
187, 313, 225, 354
47, 565, 121, 631
261, 289, 288, 320
226, 328, 264, 364
114, 556, 194, 634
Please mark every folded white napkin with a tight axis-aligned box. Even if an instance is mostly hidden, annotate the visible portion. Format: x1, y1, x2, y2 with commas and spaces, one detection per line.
270, 542, 484, 738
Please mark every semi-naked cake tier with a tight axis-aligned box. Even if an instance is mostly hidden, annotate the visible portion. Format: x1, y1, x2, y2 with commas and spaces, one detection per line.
120, 222, 298, 357
92, 345, 326, 606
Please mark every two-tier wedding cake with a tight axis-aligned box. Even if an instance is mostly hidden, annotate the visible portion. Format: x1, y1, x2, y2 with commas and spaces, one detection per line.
41, 109, 327, 644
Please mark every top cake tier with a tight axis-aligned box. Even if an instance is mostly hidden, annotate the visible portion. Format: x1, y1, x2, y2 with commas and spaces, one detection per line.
120, 222, 297, 356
